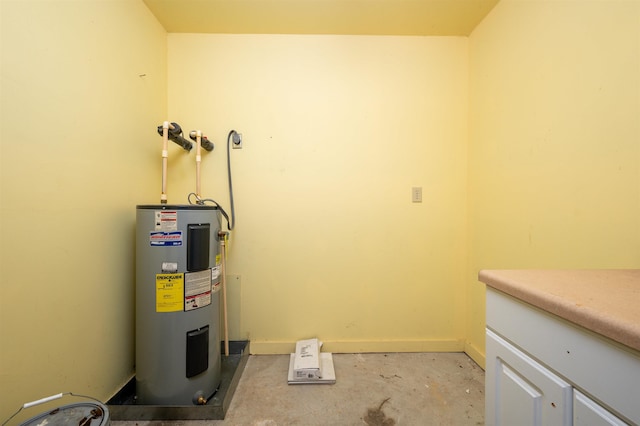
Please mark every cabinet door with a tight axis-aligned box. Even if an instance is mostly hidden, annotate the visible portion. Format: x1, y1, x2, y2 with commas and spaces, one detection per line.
573, 390, 629, 426
486, 329, 573, 426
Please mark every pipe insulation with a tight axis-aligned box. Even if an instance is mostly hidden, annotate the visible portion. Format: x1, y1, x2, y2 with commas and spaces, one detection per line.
157, 122, 193, 151
157, 121, 193, 204
161, 121, 170, 204
219, 231, 229, 356
195, 130, 202, 198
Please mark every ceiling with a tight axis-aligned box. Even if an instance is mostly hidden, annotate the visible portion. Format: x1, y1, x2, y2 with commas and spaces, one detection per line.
142, 0, 500, 36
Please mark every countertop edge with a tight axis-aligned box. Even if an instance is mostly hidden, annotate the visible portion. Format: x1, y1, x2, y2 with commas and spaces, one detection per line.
479, 269, 640, 353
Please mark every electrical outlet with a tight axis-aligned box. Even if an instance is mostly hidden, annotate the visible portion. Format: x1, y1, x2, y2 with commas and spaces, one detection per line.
232, 133, 243, 149
412, 187, 422, 203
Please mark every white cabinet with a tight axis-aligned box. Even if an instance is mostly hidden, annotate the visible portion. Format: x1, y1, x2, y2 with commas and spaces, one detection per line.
573, 390, 628, 426
486, 329, 572, 425
485, 288, 639, 425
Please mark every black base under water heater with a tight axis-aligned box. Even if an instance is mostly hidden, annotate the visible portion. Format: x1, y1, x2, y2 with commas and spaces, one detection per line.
135, 205, 222, 405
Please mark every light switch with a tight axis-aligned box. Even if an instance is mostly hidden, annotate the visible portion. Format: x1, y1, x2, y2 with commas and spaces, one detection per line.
412, 187, 422, 203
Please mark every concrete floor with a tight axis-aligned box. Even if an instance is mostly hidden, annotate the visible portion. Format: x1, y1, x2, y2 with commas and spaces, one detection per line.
112, 352, 484, 425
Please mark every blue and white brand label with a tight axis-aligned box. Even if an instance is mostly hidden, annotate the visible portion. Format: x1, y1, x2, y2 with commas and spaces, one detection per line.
150, 231, 183, 246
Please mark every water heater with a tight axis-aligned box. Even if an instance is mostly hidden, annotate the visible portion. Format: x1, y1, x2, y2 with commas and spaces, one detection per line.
135, 204, 222, 405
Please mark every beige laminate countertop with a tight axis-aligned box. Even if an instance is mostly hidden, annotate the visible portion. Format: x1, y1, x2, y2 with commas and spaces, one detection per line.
479, 269, 640, 353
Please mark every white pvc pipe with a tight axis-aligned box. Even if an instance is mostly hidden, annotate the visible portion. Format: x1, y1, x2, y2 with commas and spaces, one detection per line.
195, 130, 202, 198
220, 232, 229, 356
161, 121, 170, 204
23, 393, 63, 409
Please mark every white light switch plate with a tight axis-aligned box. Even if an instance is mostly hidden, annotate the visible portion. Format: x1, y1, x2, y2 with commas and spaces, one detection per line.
412, 187, 422, 203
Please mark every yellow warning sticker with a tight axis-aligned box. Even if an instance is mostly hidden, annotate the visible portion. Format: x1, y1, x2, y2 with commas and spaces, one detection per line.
156, 273, 184, 312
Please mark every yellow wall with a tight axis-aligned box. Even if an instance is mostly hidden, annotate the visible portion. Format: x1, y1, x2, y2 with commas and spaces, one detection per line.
167, 34, 469, 354
466, 0, 640, 365
2, 0, 640, 419
0, 0, 166, 419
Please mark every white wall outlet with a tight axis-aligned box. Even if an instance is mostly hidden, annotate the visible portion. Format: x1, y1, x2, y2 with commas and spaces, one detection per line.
412, 187, 422, 203
232, 133, 243, 149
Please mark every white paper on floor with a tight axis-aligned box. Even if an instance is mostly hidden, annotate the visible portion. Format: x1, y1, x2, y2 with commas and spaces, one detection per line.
287, 338, 336, 385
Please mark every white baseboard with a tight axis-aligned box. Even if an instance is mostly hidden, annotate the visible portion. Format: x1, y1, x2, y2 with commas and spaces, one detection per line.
249, 339, 466, 355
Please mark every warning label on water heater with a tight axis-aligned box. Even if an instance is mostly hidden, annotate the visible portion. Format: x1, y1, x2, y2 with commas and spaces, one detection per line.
156, 273, 184, 312
184, 269, 212, 311
155, 210, 178, 231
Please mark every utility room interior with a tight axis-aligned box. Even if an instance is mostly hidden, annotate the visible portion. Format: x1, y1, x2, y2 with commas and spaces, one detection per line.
1, 0, 639, 424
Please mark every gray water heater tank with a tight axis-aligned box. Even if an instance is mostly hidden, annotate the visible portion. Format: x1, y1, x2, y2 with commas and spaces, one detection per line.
135, 205, 222, 405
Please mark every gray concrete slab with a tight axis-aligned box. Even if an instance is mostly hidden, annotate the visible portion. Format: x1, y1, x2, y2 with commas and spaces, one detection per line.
112, 352, 484, 425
